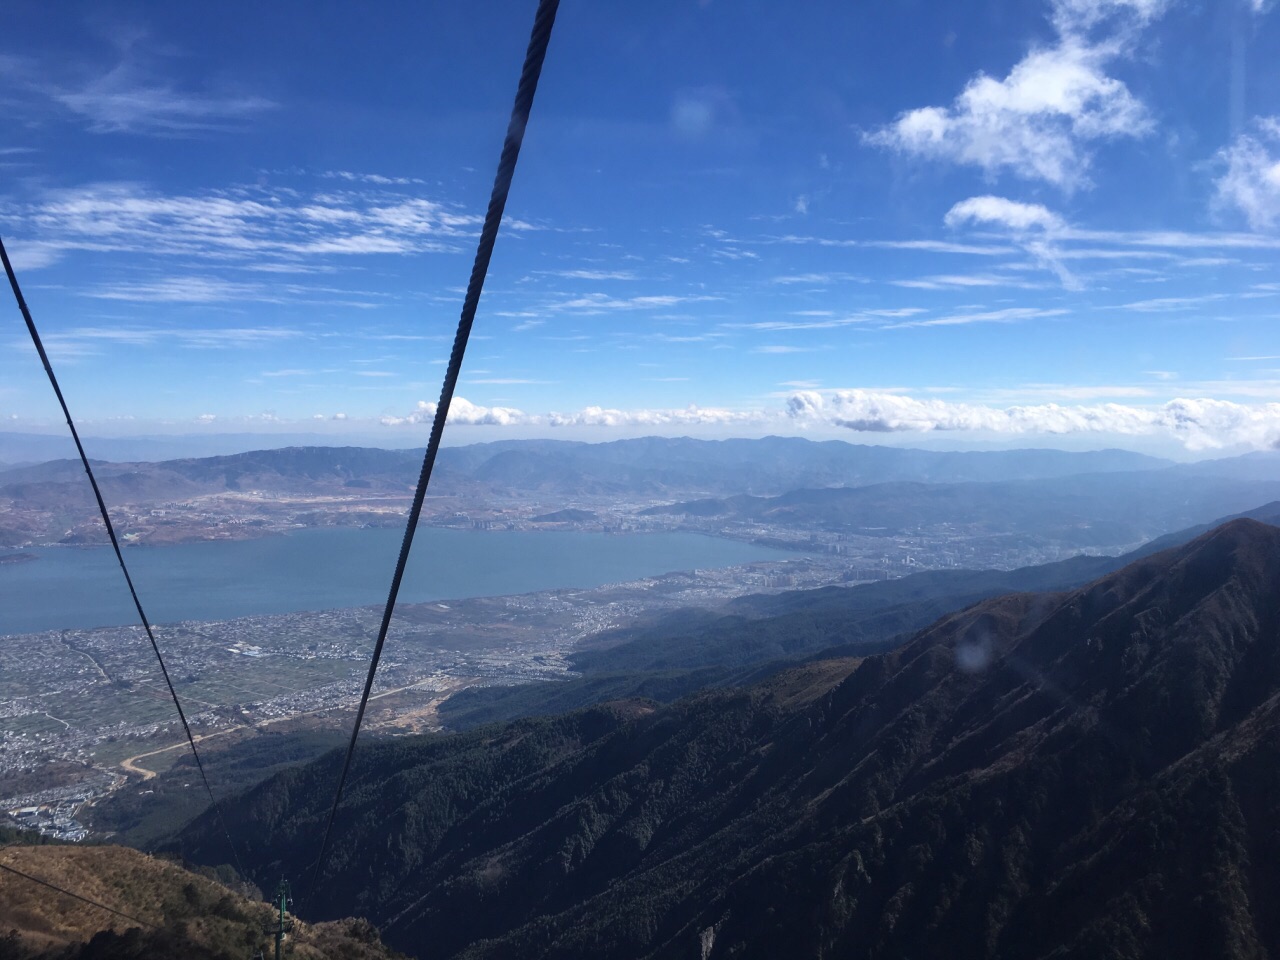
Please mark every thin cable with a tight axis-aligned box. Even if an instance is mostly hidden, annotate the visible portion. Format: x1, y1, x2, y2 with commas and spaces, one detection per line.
0, 235, 247, 882
0, 859, 159, 929
309, 0, 560, 891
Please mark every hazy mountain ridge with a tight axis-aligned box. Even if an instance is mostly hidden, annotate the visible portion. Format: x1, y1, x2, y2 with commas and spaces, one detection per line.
3, 438, 1261, 552
643, 472, 1280, 546
176, 518, 1280, 959
0, 437, 1175, 506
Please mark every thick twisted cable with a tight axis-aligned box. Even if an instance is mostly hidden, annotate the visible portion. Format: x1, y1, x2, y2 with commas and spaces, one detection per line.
309, 0, 560, 891
0, 236, 247, 882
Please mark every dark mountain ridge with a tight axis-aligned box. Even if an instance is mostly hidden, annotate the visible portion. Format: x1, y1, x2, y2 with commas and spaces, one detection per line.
177, 518, 1280, 959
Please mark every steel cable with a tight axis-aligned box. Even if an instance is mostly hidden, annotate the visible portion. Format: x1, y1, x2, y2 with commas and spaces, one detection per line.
0, 235, 248, 882
308, 0, 560, 891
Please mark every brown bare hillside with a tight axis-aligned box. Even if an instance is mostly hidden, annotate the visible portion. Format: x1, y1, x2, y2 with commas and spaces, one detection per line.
0, 844, 401, 960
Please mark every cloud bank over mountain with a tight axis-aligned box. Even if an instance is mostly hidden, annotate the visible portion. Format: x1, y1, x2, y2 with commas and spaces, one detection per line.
372, 390, 1280, 452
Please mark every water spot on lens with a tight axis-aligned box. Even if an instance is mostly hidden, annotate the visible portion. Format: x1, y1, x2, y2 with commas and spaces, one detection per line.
955, 635, 992, 674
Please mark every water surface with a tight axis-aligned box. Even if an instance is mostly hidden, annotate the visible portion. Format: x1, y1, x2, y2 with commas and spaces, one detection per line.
0, 527, 792, 636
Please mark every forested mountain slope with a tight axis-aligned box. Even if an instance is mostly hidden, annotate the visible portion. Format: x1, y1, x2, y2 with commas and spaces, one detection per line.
177, 518, 1280, 959
438, 500, 1280, 729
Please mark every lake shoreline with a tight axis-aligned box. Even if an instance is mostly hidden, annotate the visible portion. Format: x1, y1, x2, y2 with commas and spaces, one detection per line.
1, 526, 796, 636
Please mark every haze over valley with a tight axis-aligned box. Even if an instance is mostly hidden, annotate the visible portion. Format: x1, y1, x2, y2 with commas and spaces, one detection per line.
4, 436, 1280, 858
4, 0, 1280, 954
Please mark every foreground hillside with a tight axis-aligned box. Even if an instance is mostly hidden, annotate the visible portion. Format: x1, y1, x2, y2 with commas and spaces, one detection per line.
177, 519, 1280, 959
0, 842, 402, 960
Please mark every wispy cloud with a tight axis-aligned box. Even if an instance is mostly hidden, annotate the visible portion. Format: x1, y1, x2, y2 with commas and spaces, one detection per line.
545, 292, 721, 314
323, 170, 427, 186
731, 316, 873, 332
769, 272, 865, 284
56, 81, 274, 134
5, 181, 484, 272
892, 273, 1047, 290
542, 269, 637, 281
1, 52, 276, 135
34, 325, 302, 355
892, 307, 1069, 328
467, 378, 556, 384
84, 276, 264, 303
1119, 294, 1231, 311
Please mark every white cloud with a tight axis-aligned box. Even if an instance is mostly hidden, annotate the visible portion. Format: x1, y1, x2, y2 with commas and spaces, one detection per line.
380, 397, 529, 427
379, 399, 762, 429
945, 196, 1065, 231
867, 5, 1157, 190
1050, 0, 1170, 33
787, 389, 1280, 450
943, 195, 1085, 288
547, 404, 759, 428
0, 238, 63, 270
1214, 117, 1280, 231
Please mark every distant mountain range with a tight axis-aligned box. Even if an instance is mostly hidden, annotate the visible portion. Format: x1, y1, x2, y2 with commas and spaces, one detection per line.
3, 438, 1277, 550
0, 432, 1175, 484
641, 470, 1280, 546
176, 516, 1280, 959
0, 437, 1178, 506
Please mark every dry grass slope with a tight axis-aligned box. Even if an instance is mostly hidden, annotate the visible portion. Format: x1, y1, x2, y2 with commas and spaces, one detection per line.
0, 845, 402, 960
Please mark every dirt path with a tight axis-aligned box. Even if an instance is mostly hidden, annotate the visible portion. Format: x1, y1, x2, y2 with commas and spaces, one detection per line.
119, 725, 247, 780
117, 676, 475, 779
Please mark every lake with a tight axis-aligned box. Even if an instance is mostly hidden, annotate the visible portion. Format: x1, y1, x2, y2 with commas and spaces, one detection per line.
0, 527, 794, 636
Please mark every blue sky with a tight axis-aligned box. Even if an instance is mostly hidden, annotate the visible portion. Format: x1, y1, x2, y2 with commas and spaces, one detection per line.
1, 0, 1279, 456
